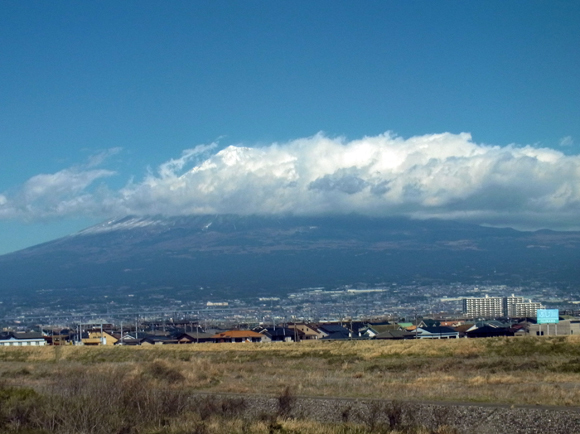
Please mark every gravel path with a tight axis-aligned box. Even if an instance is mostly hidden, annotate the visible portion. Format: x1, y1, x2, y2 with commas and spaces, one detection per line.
194, 392, 580, 434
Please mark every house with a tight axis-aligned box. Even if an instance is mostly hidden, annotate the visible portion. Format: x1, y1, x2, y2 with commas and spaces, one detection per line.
0, 332, 46, 346
42, 328, 72, 345
511, 324, 528, 337
359, 326, 379, 338
82, 330, 118, 346
374, 329, 416, 340
466, 325, 515, 338
474, 320, 510, 329
348, 321, 370, 336
418, 319, 441, 328
359, 324, 400, 338
173, 332, 214, 344
260, 327, 296, 342
288, 324, 324, 340
415, 326, 459, 339
211, 330, 265, 343
141, 335, 179, 345
319, 324, 351, 340
115, 338, 145, 346
439, 320, 464, 327
456, 320, 512, 338
453, 323, 475, 338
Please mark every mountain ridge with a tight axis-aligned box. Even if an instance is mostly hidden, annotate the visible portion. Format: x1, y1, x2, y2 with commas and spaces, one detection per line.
1, 214, 579, 303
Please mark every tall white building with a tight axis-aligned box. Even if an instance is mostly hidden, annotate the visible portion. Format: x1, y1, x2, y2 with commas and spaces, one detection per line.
503, 294, 525, 317
463, 294, 543, 318
463, 295, 503, 318
513, 301, 543, 318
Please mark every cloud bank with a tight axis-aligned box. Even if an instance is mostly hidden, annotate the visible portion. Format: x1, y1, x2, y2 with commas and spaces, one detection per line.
2, 132, 580, 230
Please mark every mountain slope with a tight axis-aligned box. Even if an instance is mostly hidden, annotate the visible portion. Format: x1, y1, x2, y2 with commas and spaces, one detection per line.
0, 215, 579, 301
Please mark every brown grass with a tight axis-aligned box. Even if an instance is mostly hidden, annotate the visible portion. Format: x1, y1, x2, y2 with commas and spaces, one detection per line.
1, 336, 580, 407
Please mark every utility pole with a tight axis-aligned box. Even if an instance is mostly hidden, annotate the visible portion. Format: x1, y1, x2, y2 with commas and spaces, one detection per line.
350, 318, 353, 339
415, 313, 418, 340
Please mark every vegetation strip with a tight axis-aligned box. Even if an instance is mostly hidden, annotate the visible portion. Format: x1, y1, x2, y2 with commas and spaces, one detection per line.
1, 336, 580, 432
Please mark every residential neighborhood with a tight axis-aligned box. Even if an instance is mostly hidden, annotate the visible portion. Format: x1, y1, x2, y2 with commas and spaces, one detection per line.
1, 313, 578, 346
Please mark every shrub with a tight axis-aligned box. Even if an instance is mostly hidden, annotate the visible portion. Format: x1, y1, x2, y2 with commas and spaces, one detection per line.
143, 360, 185, 384
0, 384, 40, 430
277, 387, 296, 419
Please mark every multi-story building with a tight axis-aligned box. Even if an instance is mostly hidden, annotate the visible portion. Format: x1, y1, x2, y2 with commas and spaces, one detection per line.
503, 295, 525, 317
513, 301, 543, 318
463, 294, 543, 319
463, 295, 503, 318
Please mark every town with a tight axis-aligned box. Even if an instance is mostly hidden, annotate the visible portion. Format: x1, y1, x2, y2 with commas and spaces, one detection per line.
0, 290, 576, 346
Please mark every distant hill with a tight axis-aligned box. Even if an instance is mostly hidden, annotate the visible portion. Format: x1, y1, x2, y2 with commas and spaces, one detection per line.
0, 214, 579, 303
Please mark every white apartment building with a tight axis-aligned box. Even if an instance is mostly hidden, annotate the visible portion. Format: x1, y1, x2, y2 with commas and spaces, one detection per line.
513, 301, 543, 318
463, 294, 543, 319
503, 295, 525, 317
463, 295, 503, 318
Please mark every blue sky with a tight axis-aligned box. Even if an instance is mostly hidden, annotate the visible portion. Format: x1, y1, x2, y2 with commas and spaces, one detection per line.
1, 1, 579, 254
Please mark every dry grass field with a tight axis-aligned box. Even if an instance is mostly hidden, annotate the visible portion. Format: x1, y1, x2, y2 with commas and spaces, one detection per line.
0, 336, 579, 433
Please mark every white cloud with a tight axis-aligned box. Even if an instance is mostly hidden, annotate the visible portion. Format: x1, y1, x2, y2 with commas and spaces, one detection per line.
86, 147, 122, 168
560, 136, 574, 147
2, 133, 580, 230
156, 143, 217, 179
22, 169, 113, 202
0, 168, 115, 221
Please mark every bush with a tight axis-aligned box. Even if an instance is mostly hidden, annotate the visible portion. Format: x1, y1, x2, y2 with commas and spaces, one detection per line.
143, 360, 185, 384
277, 387, 296, 419
0, 384, 40, 430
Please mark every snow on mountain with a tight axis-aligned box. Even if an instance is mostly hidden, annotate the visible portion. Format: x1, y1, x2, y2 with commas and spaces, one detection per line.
76, 216, 166, 235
